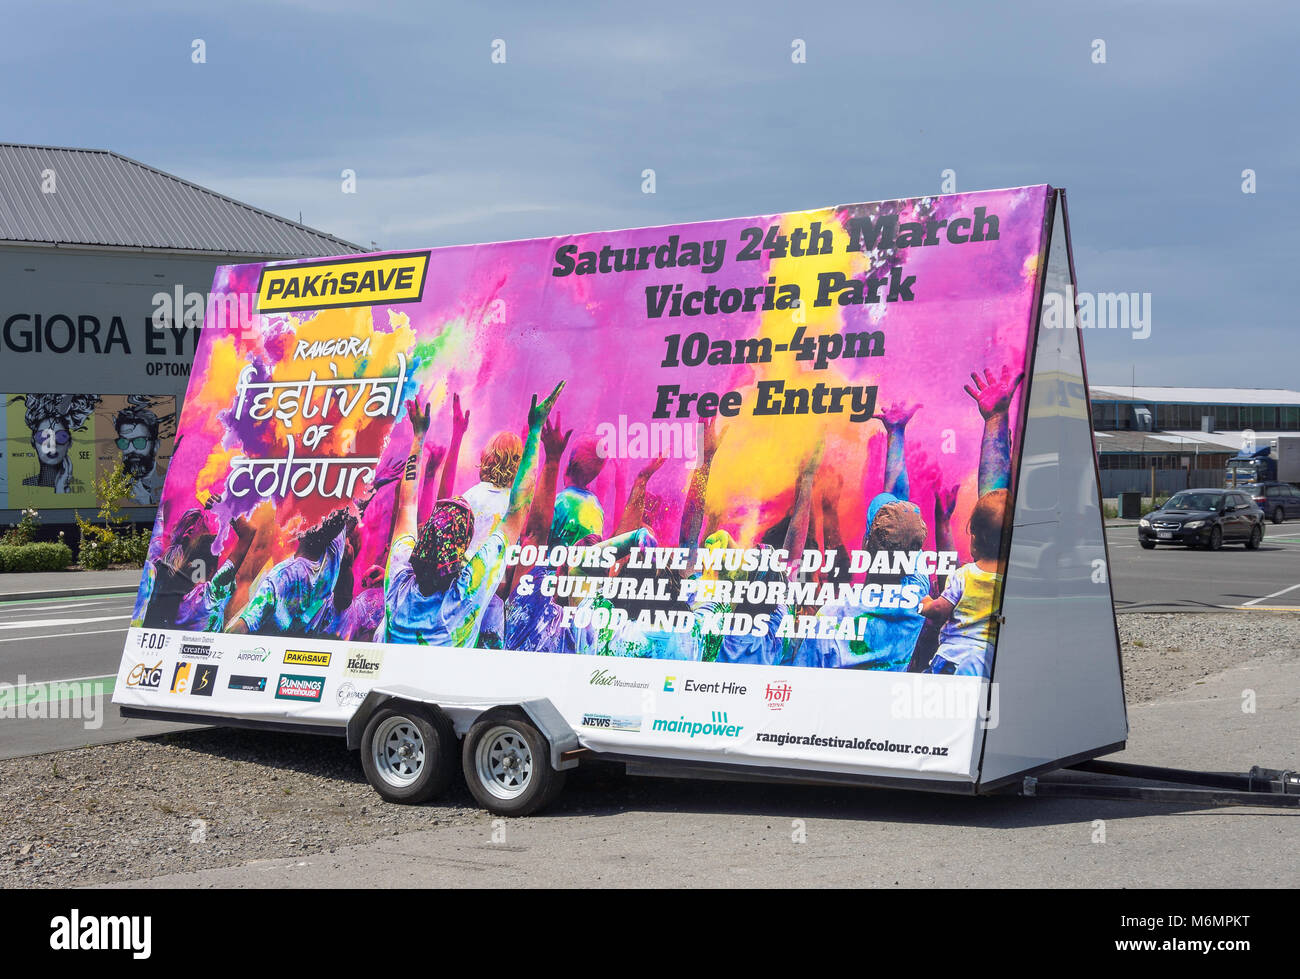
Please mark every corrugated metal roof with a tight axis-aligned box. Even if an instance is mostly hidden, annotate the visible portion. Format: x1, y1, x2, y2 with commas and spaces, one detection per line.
1090, 385, 1300, 406
0, 143, 363, 257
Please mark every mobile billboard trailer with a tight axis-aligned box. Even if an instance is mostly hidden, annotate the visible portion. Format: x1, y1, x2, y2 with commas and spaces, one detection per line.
114, 186, 1295, 814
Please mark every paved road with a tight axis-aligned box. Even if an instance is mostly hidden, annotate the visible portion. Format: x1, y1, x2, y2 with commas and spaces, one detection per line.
1107, 522, 1300, 612
0, 591, 199, 759
108, 650, 1300, 888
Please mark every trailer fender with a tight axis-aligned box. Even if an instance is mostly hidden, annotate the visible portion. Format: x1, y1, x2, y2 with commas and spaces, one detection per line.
346, 685, 581, 770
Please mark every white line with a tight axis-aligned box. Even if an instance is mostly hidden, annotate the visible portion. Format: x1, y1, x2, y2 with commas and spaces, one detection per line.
1242, 583, 1300, 607
0, 627, 128, 644
0, 672, 116, 691
0, 601, 135, 618
0, 615, 130, 630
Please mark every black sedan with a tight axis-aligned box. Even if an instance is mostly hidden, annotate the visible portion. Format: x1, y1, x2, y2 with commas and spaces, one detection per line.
1138, 489, 1264, 550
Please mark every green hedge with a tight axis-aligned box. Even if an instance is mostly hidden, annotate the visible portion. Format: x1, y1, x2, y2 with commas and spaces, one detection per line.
0, 542, 74, 573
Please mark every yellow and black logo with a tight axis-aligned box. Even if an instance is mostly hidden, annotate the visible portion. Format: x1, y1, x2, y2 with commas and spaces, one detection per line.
283, 649, 332, 668
256, 251, 430, 313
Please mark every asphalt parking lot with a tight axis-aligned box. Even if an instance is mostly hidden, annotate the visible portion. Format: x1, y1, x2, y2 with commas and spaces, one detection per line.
1106, 521, 1300, 613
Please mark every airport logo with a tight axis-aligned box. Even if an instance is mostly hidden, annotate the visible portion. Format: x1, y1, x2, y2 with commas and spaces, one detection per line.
284, 650, 331, 668
764, 682, 792, 711
580, 712, 641, 732
125, 660, 164, 689
343, 650, 383, 678
276, 673, 324, 702
651, 710, 744, 739
237, 646, 273, 663
227, 674, 267, 692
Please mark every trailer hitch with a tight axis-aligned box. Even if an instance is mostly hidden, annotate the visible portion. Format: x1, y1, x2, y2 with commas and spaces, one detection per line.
1022, 760, 1300, 809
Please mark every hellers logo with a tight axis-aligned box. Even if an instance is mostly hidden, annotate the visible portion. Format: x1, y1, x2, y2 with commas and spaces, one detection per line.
284, 650, 331, 668
256, 252, 430, 313
344, 650, 384, 678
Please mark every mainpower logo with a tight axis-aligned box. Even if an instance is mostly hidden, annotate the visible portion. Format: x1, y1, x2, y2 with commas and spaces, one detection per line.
651, 710, 744, 739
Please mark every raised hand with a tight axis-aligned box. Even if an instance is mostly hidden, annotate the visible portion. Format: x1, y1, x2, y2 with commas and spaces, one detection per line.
935, 483, 959, 521
964, 365, 1025, 420
638, 454, 669, 481
450, 392, 470, 439
541, 411, 573, 462
423, 442, 447, 478
701, 416, 727, 459
405, 397, 431, 440
529, 380, 565, 431
872, 401, 922, 431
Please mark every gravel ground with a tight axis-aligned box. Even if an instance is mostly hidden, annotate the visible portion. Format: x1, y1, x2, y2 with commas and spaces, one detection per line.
2, 611, 1297, 888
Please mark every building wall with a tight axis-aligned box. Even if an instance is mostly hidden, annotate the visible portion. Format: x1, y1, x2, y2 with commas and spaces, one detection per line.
0, 244, 244, 527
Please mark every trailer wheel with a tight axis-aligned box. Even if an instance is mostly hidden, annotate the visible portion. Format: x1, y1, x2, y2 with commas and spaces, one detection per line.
462, 708, 566, 816
360, 704, 457, 804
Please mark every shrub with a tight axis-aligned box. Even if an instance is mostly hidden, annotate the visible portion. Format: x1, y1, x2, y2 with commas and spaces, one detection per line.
110, 527, 151, 567
76, 517, 116, 571
1, 508, 41, 547
0, 542, 74, 573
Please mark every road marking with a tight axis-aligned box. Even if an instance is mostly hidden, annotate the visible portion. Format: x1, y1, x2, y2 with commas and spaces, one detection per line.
0, 602, 135, 620
0, 673, 116, 706
0, 615, 129, 630
0, 627, 128, 644
1242, 582, 1300, 608
0, 591, 134, 608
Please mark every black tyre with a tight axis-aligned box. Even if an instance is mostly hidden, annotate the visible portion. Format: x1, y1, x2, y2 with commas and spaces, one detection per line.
1207, 525, 1223, 551
360, 704, 458, 804
1139, 539, 1156, 550
1273, 507, 1285, 524
462, 708, 566, 816
1246, 524, 1263, 550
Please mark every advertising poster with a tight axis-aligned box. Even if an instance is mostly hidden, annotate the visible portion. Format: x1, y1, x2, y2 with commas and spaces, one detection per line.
0, 393, 175, 511
118, 186, 1051, 781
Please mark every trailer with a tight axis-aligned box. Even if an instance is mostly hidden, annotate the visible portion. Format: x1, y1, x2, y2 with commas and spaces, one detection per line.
112, 185, 1297, 815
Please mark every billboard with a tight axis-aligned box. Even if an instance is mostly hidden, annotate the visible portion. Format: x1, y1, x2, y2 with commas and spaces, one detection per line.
1, 393, 175, 511
117, 185, 1076, 783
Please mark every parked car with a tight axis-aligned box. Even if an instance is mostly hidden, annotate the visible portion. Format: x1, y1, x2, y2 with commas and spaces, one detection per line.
1242, 482, 1300, 524
1138, 488, 1264, 550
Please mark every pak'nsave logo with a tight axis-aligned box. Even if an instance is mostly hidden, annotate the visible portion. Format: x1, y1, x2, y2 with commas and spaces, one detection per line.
284, 649, 331, 668
651, 711, 744, 739
256, 251, 430, 313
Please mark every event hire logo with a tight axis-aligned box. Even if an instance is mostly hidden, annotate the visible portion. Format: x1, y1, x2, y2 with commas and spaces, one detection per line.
256, 252, 430, 313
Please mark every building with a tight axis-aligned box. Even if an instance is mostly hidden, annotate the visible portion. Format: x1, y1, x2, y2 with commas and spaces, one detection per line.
1090, 385, 1300, 495
0, 143, 362, 528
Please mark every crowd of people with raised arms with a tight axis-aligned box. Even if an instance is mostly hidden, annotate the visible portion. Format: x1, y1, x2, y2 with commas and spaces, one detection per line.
139, 362, 1024, 679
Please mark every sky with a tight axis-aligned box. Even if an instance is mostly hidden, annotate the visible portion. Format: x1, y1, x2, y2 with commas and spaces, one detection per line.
4, 0, 1298, 388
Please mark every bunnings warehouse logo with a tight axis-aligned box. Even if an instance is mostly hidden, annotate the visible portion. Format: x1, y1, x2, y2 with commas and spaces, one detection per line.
651, 711, 744, 739
284, 650, 331, 668
275, 674, 324, 702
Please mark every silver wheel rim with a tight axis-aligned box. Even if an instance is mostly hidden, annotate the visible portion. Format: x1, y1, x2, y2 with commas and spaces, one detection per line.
373, 716, 426, 788
475, 725, 533, 800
